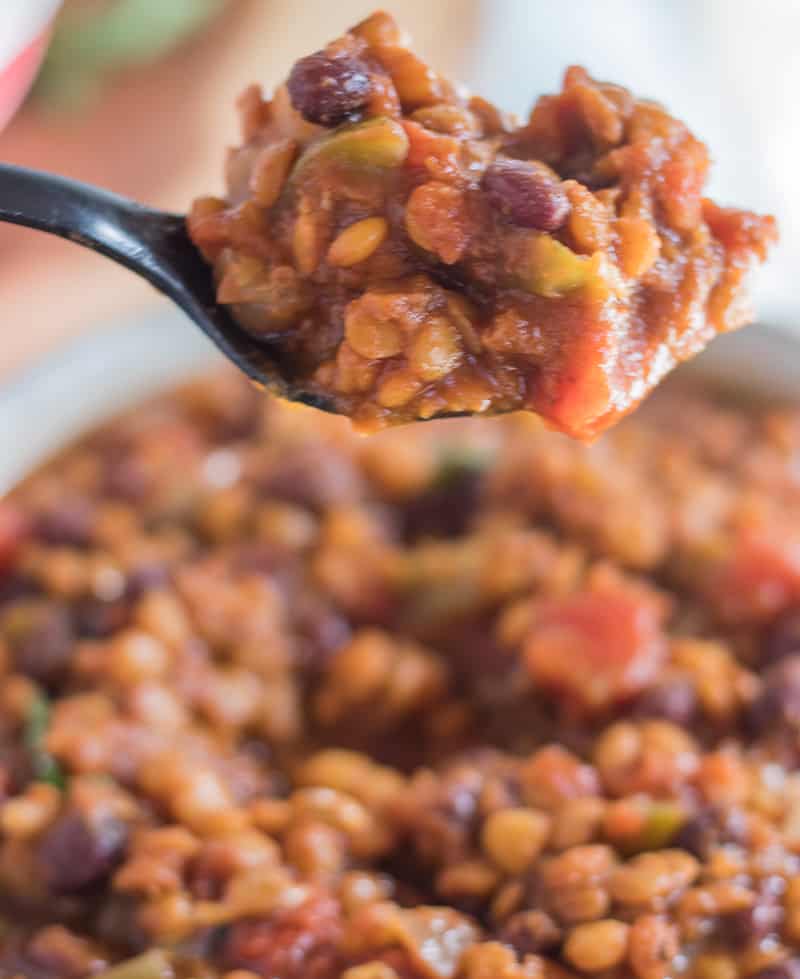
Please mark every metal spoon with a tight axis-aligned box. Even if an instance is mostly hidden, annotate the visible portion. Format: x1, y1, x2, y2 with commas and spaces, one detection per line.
0, 163, 331, 410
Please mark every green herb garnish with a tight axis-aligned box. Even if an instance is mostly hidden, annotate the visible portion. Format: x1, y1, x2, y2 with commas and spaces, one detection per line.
433, 449, 491, 488
24, 695, 66, 790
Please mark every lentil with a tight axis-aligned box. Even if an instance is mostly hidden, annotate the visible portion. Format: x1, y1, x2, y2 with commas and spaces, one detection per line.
563, 919, 629, 972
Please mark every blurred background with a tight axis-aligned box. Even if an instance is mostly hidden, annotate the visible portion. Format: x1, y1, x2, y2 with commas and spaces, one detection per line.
0, 0, 797, 381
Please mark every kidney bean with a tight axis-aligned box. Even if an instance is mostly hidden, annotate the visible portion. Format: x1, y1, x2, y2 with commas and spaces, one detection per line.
632, 679, 697, 725
750, 961, 800, 979
401, 461, 484, 542
8, 601, 75, 685
498, 909, 562, 955
747, 655, 800, 734
288, 52, 372, 126
483, 158, 570, 231
39, 810, 128, 894
35, 500, 94, 548
720, 902, 782, 946
763, 606, 800, 666
671, 806, 746, 860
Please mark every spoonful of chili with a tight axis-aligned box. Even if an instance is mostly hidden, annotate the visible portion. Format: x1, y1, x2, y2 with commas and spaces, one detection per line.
0, 10, 776, 440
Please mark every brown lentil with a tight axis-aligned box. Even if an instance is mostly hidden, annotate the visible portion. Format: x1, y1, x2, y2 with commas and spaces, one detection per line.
563, 919, 629, 972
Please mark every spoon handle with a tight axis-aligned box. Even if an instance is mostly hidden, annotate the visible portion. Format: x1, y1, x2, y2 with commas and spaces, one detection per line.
0, 162, 185, 291
0, 162, 295, 398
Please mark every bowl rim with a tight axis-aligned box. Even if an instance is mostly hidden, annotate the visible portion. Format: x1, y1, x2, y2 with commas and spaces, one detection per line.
0, 307, 219, 494
1, 305, 797, 494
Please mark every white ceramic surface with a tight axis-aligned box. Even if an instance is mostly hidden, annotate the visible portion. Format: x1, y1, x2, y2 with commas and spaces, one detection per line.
0, 308, 220, 494
0, 0, 60, 71
0, 0, 61, 129
0, 303, 797, 494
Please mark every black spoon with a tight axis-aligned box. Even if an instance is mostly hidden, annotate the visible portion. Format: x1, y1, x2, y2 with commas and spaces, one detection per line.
0, 163, 332, 410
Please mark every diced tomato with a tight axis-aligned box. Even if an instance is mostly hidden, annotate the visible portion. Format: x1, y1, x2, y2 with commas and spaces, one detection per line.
222, 895, 343, 979
657, 136, 709, 231
401, 120, 460, 174
0, 502, 30, 575
703, 527, 800, 626
524, 585, 667, 712
703, 200, 778, 263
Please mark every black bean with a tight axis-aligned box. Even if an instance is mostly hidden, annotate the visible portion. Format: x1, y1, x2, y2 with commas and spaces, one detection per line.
747, 655, 800, 735
125, 562, 171, 599
763, 607, 800, 666
720, 902, 782, 946
498, 910, 561, 956
35, 499, 94, 548
74, 598, 130, 639
104, 456, 149, 502
749, 961, 800, 979
292, 594, 351, 673
0, 940, 51, 979
483, 157, 570, 231
671, 806, 746, 860
38, 809, 127, 894
0, 745, 34, 798
0, 573, 38, 607
258, 446, 362, 511
404, 767, 484, 866
402, 461, 484, 543
8, 601, 74, 685
632, 679, 697, 725
287, 51, 372, 126
670, 809, 718, 860
452, 622, 516, 679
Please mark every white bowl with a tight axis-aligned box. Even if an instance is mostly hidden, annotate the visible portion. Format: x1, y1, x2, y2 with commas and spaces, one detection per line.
0, 1, 61, 130
0, 304, 797, 494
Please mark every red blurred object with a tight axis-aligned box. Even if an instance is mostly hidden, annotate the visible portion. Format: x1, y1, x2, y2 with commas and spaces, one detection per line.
0, 27, 52, 132
0, 502, 30, 575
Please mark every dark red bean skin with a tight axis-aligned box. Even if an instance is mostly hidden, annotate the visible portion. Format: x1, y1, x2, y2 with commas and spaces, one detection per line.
747, 656, 800, 735
125, 562, 171, 599
38, 810, 127, 894
0, 503, 30, 574
257, 446, 363, 511
10, 602, 74, 685
483, 158, 570, 231
750, 961, 800, 979
291, 594, 351, 673
74, 598, 130, 639
401, 463, 484, 543
287, 52, 372, 127
632, 679, 697, 725
763, 607, 800, 666
35, 499, 94, 548
671, 812, 716, 860
720, 902, 783, 946
498, 910, 562, 955
671, 806, 746, 860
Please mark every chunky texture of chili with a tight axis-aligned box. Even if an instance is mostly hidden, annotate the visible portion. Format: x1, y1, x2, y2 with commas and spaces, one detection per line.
188, 11, 775, 439
2, 372, 800, 978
